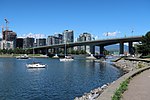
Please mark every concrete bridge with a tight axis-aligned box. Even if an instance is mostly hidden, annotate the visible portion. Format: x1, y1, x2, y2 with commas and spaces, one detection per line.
33, 36, 142, 55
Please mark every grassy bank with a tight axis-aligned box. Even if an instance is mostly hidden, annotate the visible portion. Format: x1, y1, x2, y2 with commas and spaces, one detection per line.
0, 54, 14, 57
112, 78, 130, 100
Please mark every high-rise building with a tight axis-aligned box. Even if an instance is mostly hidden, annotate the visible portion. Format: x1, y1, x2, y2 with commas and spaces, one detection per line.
23, 37, 34, 48
62, 30, 74, 53
78, 32, 91, 41
54, 33, 63, 44
77, 32, 92, 54
16, 38, 23, 48
47, 36, 59, 45
2, 30, 17, 41
63, 30, 74, 43
1, 30, 17, 49
36, 38, 46, 46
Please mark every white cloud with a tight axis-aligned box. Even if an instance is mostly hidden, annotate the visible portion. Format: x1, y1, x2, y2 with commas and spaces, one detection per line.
26, 32, 34, 38
20, 33, 46, 38
34, 33, 46, 38
91, 35, 99, 40
103, 31, 120, 36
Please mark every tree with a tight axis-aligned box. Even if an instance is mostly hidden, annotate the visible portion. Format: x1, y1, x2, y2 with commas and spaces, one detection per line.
137, 31, 150, 56
103, 49, 110, 55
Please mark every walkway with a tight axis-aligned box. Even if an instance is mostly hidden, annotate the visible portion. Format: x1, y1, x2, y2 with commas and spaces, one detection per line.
122, 69, 150, 100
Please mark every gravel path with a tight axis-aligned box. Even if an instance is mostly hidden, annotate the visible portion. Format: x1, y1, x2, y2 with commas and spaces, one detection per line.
122, 69, 150, 100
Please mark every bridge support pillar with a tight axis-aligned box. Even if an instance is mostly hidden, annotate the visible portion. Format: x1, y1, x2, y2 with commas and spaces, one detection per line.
49, 48, 55, 54
34, 49, 38, 54
90, 45, 95, 54
48, 48, 52, 54
46, 48, 48, 55
54, 48, 59, 54
42, 48, 48, 55
100, 45, 104, 54
129, 42, 133, 54
120, 42, 124, 54
51, 48, 55, 54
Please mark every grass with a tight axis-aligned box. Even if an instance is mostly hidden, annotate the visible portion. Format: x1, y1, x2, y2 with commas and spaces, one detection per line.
12, 54, 42, 57
28, 54, 41, 56
141, 55, 150, 58
112, 78, 130, 100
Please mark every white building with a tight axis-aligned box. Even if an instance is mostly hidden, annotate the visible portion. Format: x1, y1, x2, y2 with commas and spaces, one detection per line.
0, 40, 14, 50
77, 33, 92, 54
63, 30, 74, 43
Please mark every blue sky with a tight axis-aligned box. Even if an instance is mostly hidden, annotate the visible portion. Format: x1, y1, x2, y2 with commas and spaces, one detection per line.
0, 0, 150, 39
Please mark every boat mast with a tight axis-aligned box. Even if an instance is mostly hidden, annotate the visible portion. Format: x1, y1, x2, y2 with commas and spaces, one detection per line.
65, 40, 66, 57
32, 38, 35, 62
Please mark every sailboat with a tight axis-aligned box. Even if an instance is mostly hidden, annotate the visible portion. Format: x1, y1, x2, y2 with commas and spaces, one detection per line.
59, 41, 74, 62
26, 44, 47, 68
26, 62, 46, 68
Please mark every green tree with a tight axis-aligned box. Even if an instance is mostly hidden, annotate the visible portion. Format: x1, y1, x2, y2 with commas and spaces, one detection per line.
7, 49, 13, 54
137, 31, 150, 56
103, 49, 110, 55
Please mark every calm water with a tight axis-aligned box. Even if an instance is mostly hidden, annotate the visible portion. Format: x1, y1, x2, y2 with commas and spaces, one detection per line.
0, 57, 123, 100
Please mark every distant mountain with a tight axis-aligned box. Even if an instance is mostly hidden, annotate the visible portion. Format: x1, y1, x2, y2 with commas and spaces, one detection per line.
105, 44, 128, 51
95, 44, 128, 52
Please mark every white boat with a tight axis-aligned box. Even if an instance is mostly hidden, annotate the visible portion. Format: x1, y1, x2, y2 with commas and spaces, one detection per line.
16, 54, 29, 59
60, 56, 74, 62
86, 54, 96, 60
59, 41, 74, 62
26, 41, 47, 68
52, 54, 59, 58
26, 62, 46, 68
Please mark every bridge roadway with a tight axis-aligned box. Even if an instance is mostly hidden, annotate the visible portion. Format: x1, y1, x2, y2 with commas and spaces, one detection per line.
33, 36, 142, 54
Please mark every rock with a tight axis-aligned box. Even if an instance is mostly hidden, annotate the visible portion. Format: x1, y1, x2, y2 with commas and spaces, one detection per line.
74, 97, 79, 100
101, 84, 107, 89
74, 83, 110, 100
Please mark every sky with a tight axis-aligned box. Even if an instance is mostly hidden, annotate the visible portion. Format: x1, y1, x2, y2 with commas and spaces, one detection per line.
0, 0, 150, 39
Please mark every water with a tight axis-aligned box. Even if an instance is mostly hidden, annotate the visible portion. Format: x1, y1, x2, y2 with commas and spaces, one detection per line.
0, 57, 123, 100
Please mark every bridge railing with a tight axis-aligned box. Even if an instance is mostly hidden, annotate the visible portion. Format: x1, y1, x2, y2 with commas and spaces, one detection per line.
33, 35, 142, 48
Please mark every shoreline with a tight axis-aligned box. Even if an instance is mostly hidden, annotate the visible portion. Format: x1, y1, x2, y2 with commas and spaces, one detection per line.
0, 54, 14, 58
96, 57, 150, 100
0, 54, 49, 58
74, 57, 150, 100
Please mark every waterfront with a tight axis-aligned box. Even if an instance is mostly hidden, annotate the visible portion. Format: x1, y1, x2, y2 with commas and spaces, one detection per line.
0, 57, 123, 100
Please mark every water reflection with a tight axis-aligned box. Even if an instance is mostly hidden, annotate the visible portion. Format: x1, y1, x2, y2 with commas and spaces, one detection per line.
27, 68, 45, 72
0, 57, 123, 100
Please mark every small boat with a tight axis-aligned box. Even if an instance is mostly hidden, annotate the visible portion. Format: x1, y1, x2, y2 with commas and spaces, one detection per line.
26, 62, 46, 68
59, 56, 74, 62
26, 40, 47, 68
86, 54, 96, 60
52, 54, 59, 58
59, 41, 74, 62
16, 54, 29, 59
